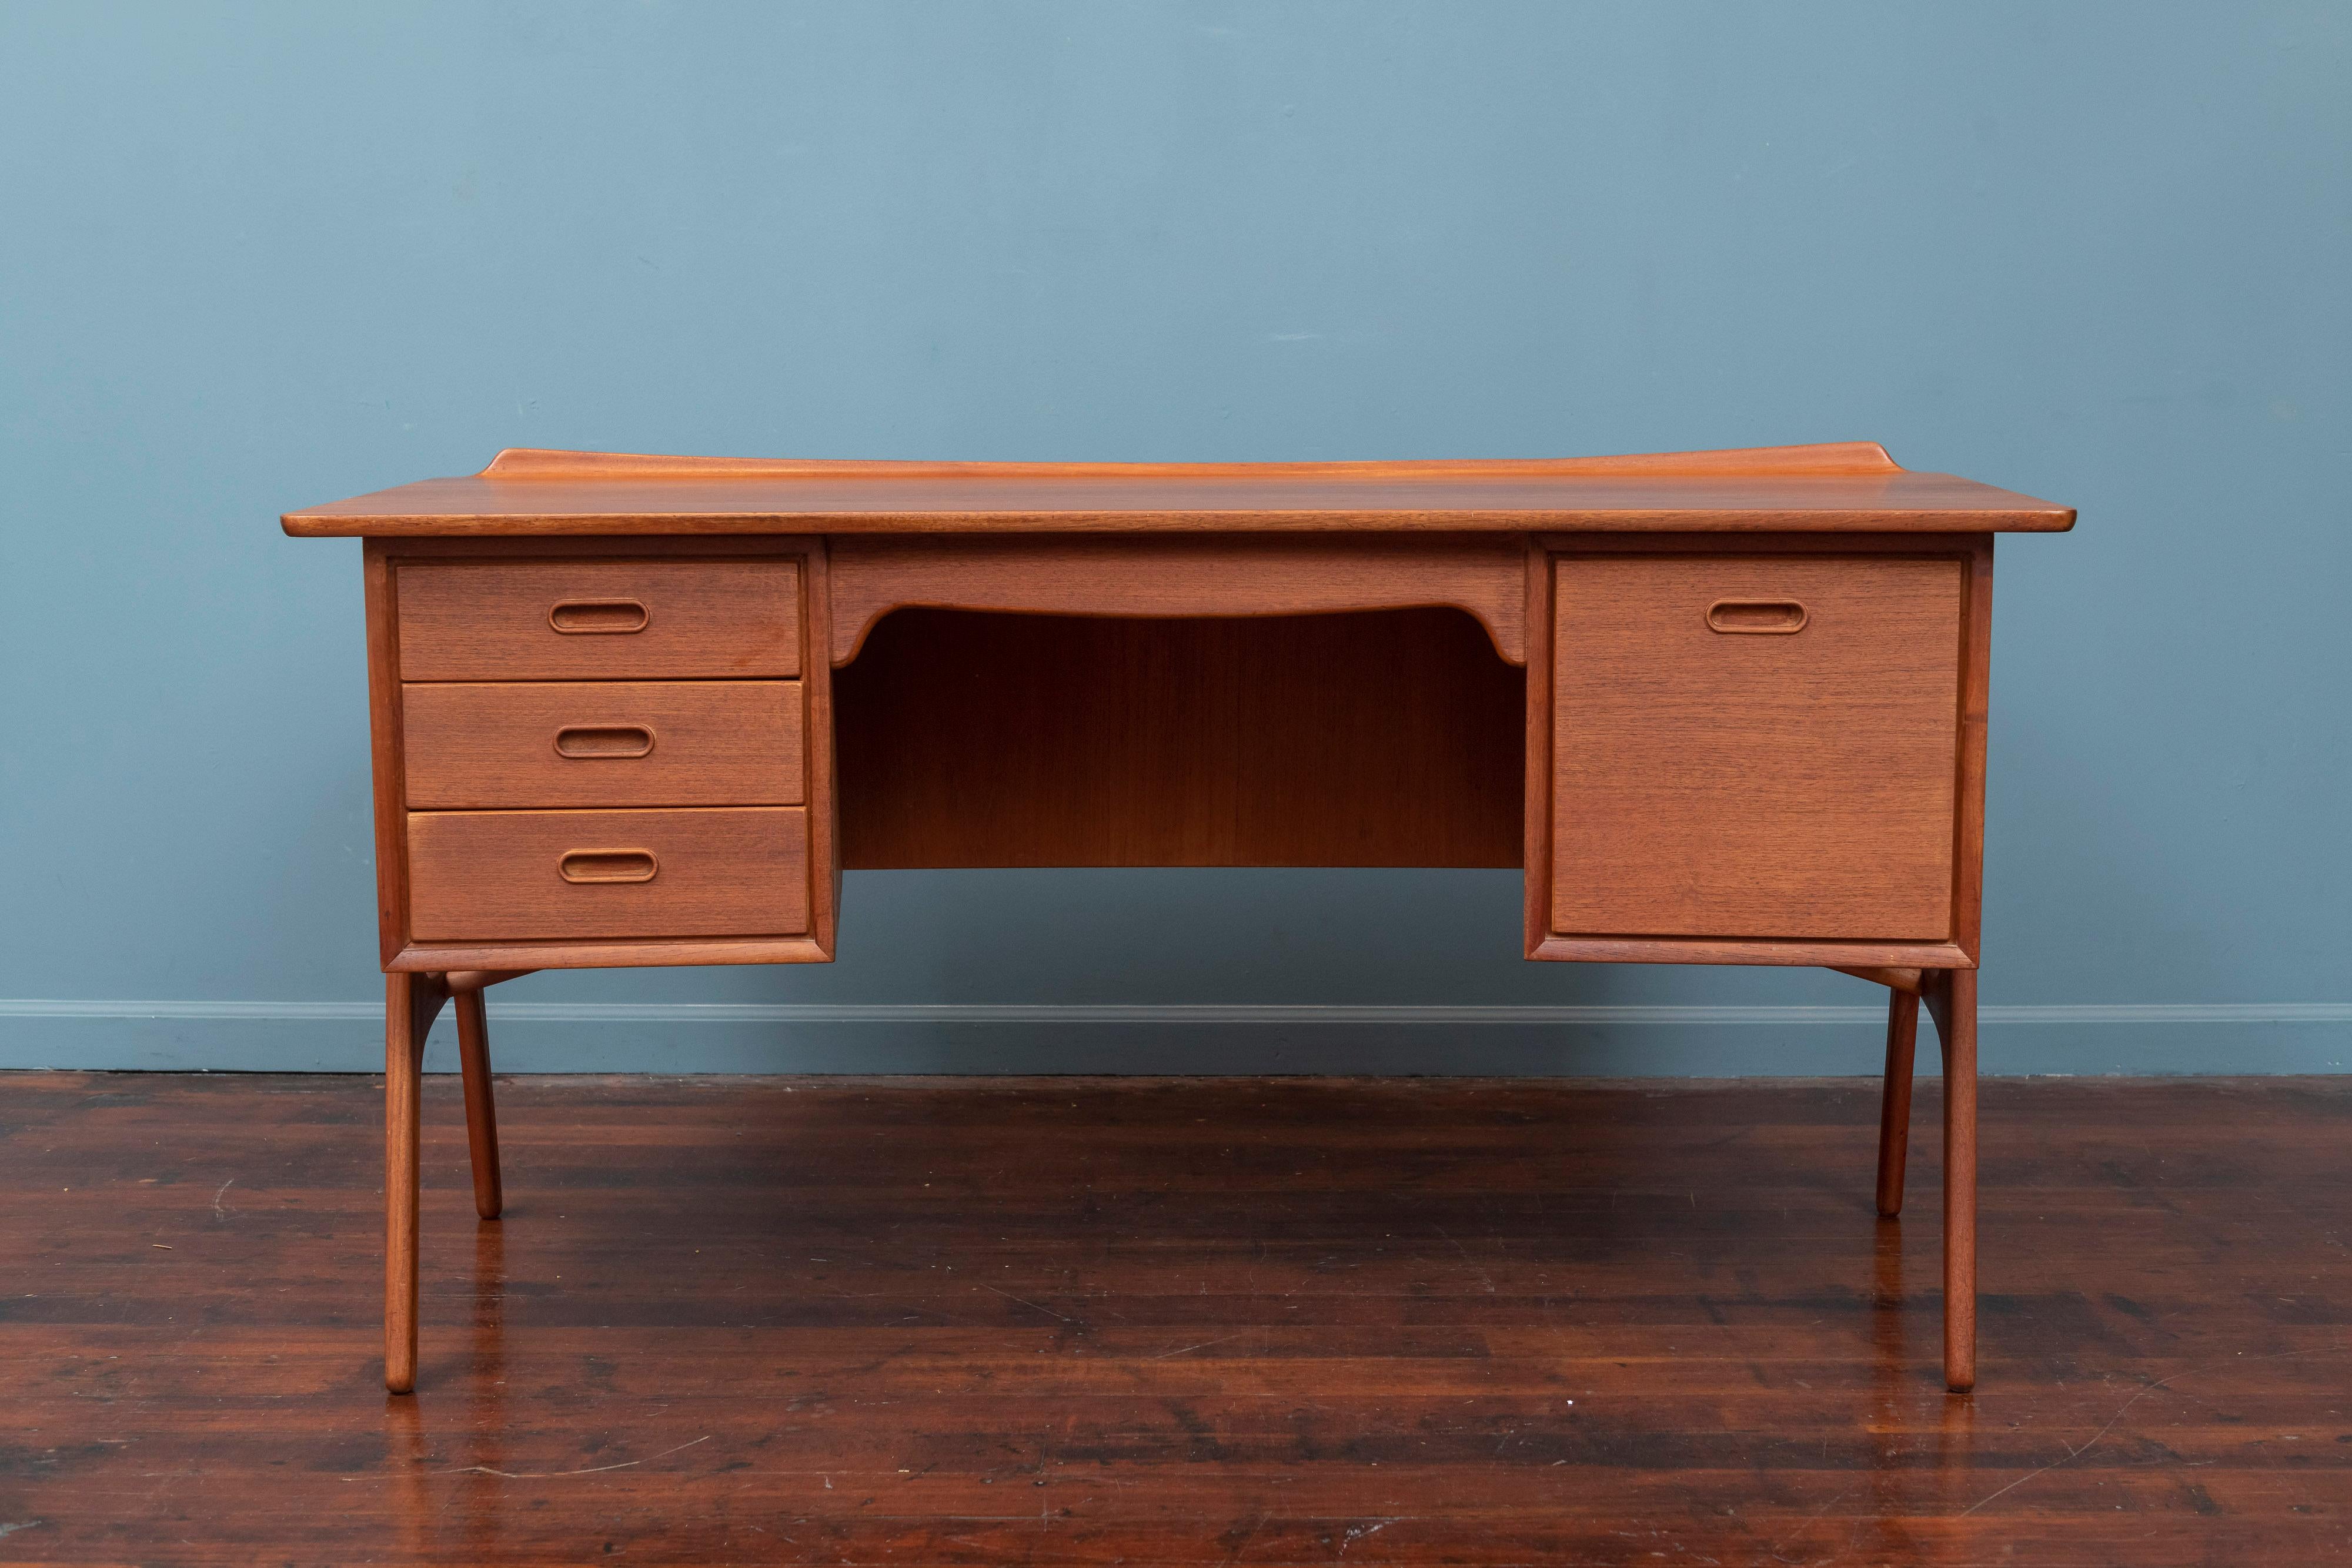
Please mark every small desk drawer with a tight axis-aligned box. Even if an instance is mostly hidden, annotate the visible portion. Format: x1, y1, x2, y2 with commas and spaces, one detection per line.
1548, 553, 1962, 942
402, 681, 803, 808
407, 807, 809, 941
396, 559, 800, 680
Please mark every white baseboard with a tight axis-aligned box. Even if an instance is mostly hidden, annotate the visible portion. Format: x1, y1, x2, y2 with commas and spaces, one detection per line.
2, 998, 2346, 1076
5, 999, 2350, 1025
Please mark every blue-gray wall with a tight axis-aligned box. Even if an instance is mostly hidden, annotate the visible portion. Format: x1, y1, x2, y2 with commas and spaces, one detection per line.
4, 2, 2347, 1075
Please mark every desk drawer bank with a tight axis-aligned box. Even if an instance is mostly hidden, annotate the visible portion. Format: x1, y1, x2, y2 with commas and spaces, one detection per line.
283, 442, 2073, 1394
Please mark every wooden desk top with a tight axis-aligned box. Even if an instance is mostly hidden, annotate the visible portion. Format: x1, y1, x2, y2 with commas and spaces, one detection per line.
283, 442, 2073, 537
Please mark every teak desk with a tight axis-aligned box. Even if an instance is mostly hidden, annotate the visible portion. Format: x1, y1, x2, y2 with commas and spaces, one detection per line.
285, 442, 2073, 1395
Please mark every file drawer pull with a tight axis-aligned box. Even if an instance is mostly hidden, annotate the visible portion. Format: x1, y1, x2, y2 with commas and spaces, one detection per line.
547, 599, 649, 634
1706, 599, 1808, 634
553, 724, 656, 760
557, 849, 659, 884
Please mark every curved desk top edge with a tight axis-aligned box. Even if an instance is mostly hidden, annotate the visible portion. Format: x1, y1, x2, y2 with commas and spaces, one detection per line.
282, 441, 2076, 537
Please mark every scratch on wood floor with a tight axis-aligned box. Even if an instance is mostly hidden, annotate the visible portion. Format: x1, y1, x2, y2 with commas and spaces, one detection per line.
983, 1282, 1075, 1324
1766, 1483, 1856, 1564
1152, 1333, 1247, 1360
434, 1435, 710, 1480
1959, 1346, 2352, 1517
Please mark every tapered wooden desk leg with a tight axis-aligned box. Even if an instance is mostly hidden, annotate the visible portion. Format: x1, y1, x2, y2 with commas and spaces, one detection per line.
453, 988, 503, 1221
1925, 968, 1979, 1392
384, 972, 447, 1395
1874, 988, 1922, 1218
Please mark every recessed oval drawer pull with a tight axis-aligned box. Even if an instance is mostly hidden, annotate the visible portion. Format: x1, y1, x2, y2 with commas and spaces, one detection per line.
1706, 599, 1808, 634
552, 724, 656, 760
547, 599, 649, 634
557, 848, 659, 884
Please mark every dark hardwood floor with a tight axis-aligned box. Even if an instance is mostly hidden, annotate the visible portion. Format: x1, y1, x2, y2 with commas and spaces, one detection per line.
2, 1071, 2347, 1565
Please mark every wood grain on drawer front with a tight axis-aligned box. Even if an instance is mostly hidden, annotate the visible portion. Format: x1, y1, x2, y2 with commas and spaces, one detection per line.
396, 560, 800, 680
407, 808, 809, 941
402, 681, 803, 808
1550, 554, 1962, 941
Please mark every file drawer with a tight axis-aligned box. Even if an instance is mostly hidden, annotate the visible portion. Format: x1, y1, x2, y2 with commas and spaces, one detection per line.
1548, 553, 1962, 941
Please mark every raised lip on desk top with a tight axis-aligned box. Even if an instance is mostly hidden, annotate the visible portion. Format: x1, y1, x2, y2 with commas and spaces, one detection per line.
282, 441, 2076, 537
